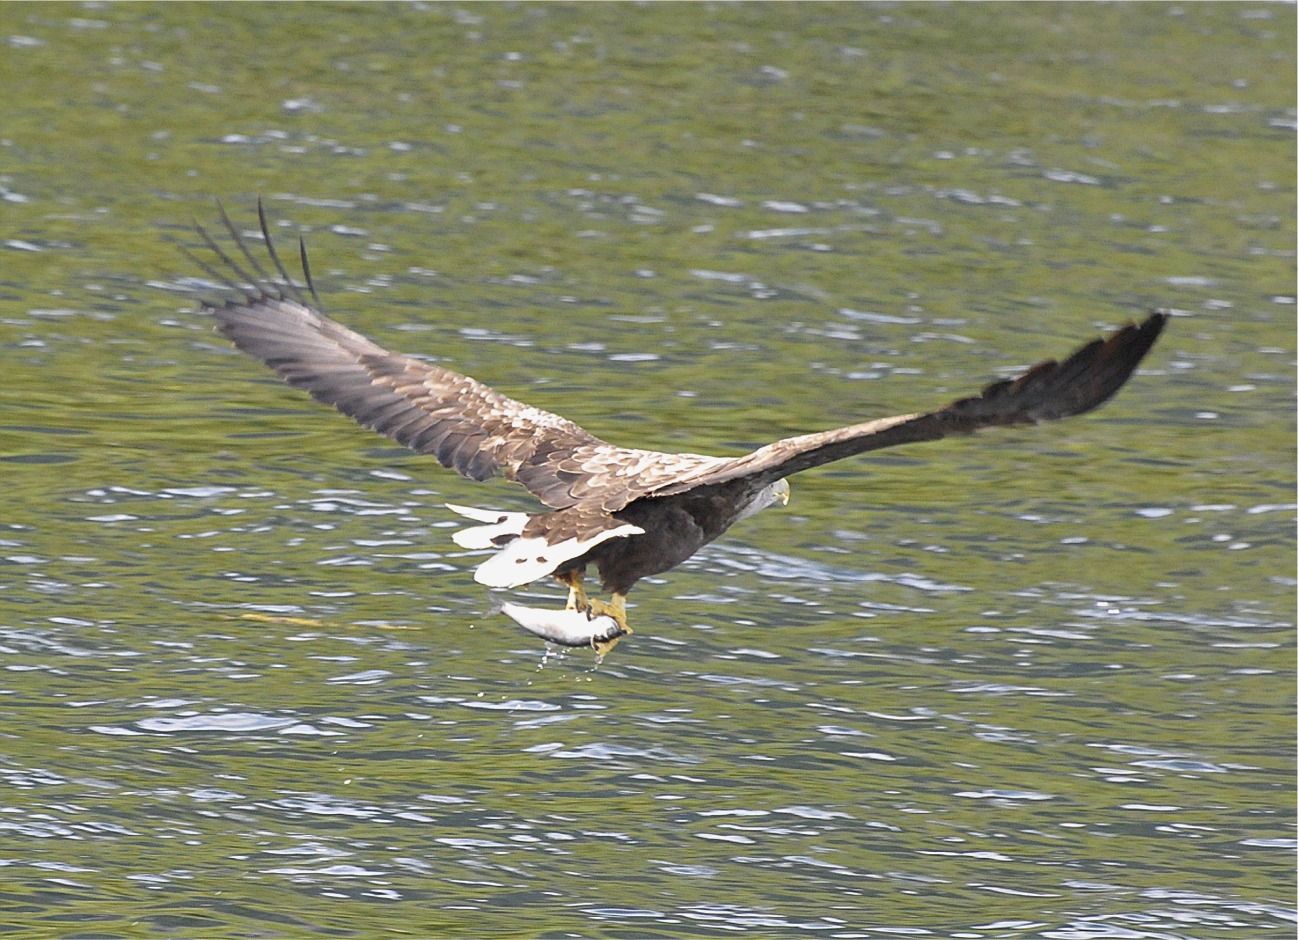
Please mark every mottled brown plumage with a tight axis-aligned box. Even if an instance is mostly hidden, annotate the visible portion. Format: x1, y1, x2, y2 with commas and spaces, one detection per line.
187, 202, 1168, 644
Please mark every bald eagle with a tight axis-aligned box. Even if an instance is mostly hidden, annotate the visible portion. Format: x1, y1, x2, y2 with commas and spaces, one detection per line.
187, 203, 1168, 655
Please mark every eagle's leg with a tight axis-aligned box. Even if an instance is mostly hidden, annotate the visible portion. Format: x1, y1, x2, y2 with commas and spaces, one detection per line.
587, 593, 631, 657
587, 593, 627, 627
555, 569, 588, 611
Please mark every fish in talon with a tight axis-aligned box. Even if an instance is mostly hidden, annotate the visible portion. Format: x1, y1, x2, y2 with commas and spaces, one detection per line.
499, 602, 628, 650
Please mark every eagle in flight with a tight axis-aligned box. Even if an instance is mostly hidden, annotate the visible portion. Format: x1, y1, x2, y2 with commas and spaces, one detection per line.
188, 202, 1167, 655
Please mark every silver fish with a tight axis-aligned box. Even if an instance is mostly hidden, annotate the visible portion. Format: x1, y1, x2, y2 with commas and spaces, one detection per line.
499, 602, 628, 649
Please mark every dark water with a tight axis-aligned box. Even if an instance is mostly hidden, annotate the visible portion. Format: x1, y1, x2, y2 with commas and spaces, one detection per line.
0, 4, 1293, 937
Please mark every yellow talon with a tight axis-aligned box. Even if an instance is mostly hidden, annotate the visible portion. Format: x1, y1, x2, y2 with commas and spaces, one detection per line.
555, 571, 589, 611
551, 575, 631, 657
586, 593, 631, 657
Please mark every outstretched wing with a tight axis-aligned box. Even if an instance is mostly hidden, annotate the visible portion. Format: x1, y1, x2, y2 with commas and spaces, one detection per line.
649, 311, 1169, 497
186, 201, 728, 510
189, 204, 1166, 512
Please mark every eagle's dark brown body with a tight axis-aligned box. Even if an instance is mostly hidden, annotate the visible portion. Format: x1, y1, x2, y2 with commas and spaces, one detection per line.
575, 482, 766, 596
187, 202, 1168, 648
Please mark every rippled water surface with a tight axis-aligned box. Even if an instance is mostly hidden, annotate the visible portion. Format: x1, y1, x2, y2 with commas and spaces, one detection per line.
1, 4, 1294, 938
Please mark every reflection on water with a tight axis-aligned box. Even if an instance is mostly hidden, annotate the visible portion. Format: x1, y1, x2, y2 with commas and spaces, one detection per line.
1, 1, 1294, 936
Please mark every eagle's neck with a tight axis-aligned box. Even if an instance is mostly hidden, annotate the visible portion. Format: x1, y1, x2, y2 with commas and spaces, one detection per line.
733, 479, 790, 525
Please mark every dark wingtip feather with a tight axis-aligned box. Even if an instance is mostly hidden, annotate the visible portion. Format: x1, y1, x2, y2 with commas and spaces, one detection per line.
1064, 309, 1169, 418
946, 310, 1168, 426
183, 196, 320, 320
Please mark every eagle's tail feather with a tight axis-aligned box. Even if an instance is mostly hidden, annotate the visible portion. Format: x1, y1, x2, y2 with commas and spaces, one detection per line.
447, 504, 530, 549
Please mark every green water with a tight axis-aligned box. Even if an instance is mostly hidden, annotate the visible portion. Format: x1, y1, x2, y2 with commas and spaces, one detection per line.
0, 3, 1293, 937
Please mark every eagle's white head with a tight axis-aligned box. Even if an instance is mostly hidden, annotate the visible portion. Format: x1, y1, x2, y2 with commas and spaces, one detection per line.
736, 478, 791, 524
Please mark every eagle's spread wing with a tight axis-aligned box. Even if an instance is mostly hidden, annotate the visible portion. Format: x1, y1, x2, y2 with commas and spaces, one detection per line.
650, 311, 1169, 497
187, 202, 727, 510
191, 204, 1165, 516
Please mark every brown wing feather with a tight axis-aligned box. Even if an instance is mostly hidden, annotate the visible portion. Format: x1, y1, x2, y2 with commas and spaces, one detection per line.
188, 202, 729, 510
191, 204, 1166, 513
650, 311, 1169, 497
